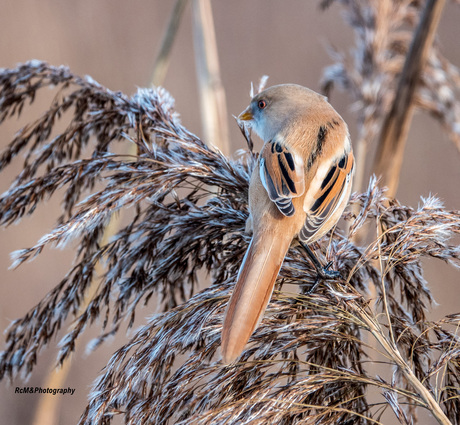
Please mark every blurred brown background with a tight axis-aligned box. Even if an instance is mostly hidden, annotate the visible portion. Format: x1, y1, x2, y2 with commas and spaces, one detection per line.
0, 1, 459, 424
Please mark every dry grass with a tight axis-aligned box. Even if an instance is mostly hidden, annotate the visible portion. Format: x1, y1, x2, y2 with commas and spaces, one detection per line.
0, 59, 459, 424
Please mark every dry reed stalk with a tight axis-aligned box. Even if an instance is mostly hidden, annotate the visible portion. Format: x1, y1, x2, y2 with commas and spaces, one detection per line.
373, 0, 446, 198
150, 0, 189, 87
192, 0, 230, 156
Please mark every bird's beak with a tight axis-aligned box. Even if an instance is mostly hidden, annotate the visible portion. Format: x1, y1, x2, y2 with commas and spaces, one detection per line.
238, 106, 253, 121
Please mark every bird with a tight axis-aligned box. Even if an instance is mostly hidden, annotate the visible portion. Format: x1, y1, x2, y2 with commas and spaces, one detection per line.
221, 84, 354, 364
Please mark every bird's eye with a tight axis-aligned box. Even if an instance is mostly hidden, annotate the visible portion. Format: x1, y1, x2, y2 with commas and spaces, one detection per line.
258, 100, 267, 109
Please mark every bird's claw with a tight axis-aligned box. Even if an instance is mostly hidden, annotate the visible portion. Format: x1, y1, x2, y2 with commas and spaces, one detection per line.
317, 261, 341, 279
300, 242, 342, 294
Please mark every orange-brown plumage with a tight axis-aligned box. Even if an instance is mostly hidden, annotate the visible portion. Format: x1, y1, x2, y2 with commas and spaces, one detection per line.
222, 84, 354, 364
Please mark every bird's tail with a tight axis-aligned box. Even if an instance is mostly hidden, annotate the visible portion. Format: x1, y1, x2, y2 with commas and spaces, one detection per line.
221, 231, 291, 363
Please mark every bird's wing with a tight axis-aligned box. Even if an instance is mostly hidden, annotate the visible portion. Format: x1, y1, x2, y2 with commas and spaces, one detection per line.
299, 150, 354, 242
259, 140, 305, 216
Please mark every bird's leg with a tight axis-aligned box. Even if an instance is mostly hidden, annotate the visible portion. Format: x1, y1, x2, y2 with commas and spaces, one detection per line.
300, 242, 340, 293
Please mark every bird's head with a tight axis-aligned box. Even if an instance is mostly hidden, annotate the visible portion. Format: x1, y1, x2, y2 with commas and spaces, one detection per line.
237, 84, 327, 142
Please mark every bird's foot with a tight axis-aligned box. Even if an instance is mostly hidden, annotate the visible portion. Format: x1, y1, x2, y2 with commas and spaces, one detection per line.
300, 242, 341, 294
317, 261, 341, 280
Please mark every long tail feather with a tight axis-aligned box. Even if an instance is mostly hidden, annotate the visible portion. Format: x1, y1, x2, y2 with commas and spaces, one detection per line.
221, 232, 291, 363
